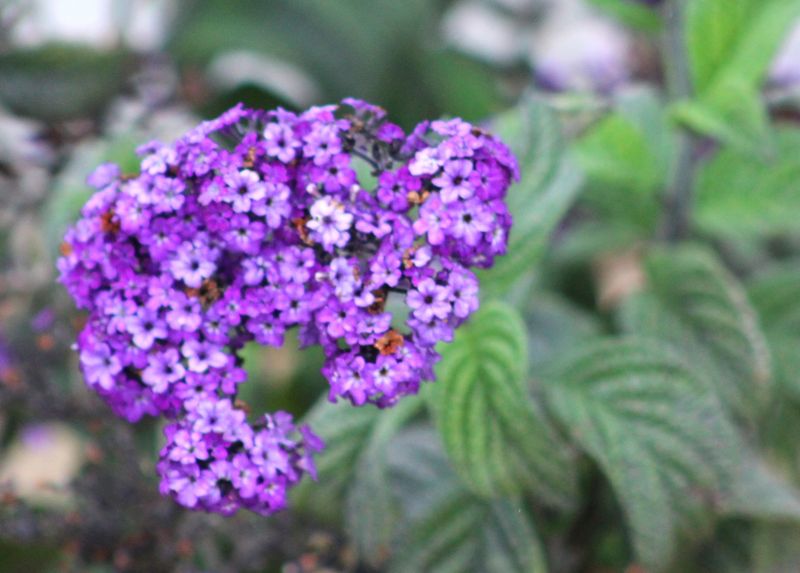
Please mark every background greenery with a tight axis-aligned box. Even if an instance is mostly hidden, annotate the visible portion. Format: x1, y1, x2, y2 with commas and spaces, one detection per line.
2, 0, 800, 572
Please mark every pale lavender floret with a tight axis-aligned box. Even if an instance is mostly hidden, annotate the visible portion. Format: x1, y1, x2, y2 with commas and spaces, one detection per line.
407, 278, 452, 322
263, 122, 300, 163
80, 342, 122, 390
182, 339, 228, 373
432, 159, 476, 203
223, 169, 266, 213
306, 196, 353, 251
142, 348, 186, 393
170, 240, 218, 288
127, 307, 168, 350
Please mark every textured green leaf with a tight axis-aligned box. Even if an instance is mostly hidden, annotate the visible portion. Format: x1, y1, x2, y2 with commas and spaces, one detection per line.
748, 265, 800, 402
620, 246, 772, 419
291, 399, 380, 520
524, 292, 602, 369
387, 428, 547, 573
430, 302, 576, 506
345, 397, 423, 567
721, 455, 800, 520
671, 82, 771, 154
543, 338, 742, 570
588, 0, 662, 31
479, 96, 584, 295
686, 0, 800, 94
748, 265, 800, 334
695, 129, 800, 238
573, 88, 673, 232
684, 0, 800, 150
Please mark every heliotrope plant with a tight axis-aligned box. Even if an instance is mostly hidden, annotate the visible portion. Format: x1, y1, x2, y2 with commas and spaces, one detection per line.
58, 99, 518, 516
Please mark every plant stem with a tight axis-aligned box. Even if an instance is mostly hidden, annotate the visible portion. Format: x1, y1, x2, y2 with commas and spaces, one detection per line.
659, 0, 696, 243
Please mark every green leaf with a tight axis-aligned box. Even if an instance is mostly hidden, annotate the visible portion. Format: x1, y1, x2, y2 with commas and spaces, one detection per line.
543, 338, 742, 570
291, 398, 382, 521
0, 44, 128, 121
748, 265, 800, 333
671, 82, 772, 154
573, 88, 673, 232
588, 0, 662, 32
523, 292, 602, 369
386, 428, 547, 573
748, 265, 800, 401
429, 301, 577, 506
721, 455, 800, 520
686, 0, 800, 94
345, 397, 424, 568
683, 0, 800, 150
478, 96, 584, 296
695, 129, 800, 238
619, 246, 772, 419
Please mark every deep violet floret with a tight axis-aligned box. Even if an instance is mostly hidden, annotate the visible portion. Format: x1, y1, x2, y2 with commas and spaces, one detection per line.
58, 99, 518, 516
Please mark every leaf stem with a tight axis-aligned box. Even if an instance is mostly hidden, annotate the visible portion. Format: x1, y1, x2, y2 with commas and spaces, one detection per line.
659, 0, 696, 243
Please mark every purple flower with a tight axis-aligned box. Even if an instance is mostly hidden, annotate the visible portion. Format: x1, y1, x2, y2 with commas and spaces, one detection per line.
170, 240, 218, 288
59, 98, 518, 517
182, 339, 228, 373
407, 278, 451, 322
127, 308, 168, 350
143, 348, 186, 393
223, 169, 266, 213
80, 341, 122, 390
433, 159, 477, 203
306, 196, 353, 250
263, 122, 301, 163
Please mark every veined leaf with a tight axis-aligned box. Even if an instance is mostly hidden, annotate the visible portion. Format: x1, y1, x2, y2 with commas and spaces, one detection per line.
345, 397, 424, 567
695, 129, 800, 238
387, 428, 547, 573
721, 455, 800, 520
478, 96, 584, 296
291, 399, 380, 520
543, 338, 742, 570
683, 0, 800, 150
619, 246, 772, 419
748, 265, 800, 401
573, 88, 673, 233
686, 0, 800, 94
429, 302, 577, 506
747, 265, 800, 334
588, 0, 662, 32
524, 291, 602, 370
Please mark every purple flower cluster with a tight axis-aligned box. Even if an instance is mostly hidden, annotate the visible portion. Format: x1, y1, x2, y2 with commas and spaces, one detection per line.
58, 99, 517, 514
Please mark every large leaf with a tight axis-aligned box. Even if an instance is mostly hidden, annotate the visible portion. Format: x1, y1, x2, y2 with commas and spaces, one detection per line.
588, 0, 662, 32
429, 301, 577, 506
524, 292, 602, 370
290, 398, 381, 521
683, 0, 800, 149
386, 427, 547, 573
686, 0, 800, 94
573, 88, 673, 233
543, 338, 742, 570
478, 96, 584, 295
345, 397, 424, 568
694, 129, 800, 238
619, 246, 772, 419
720, 455, 800, 520
748, 265, 800, 402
